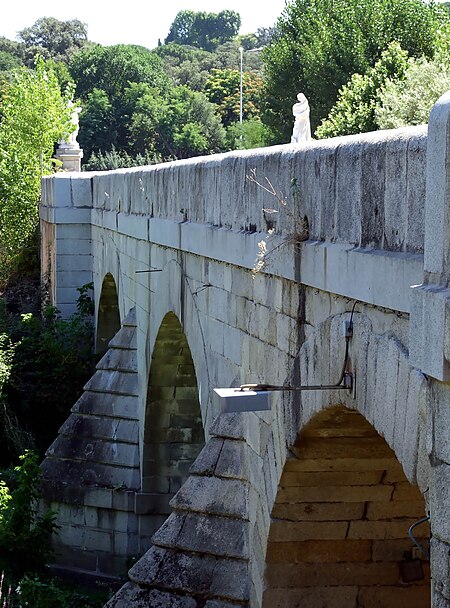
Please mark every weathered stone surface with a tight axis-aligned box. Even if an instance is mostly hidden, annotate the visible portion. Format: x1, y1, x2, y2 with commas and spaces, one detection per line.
46, 434, 139, 467
41, 457, 140, 489
152, 511, 249, 559
58, 414, 139, 443
96, 347, 138, 372
72, 392, 139, 420
169, 475, 248, 519
430, 537, 450, 600
84, 370, 138, 396
105, 583, 198, 608
189, 438, 224, 476
129, 546, 249, 602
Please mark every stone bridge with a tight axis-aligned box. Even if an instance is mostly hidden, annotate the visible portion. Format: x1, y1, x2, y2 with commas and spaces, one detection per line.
38, 93, 450, 607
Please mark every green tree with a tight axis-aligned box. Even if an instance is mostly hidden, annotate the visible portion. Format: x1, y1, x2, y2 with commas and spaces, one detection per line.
78, 88, 116, 159
0, 38, 25, 71
69, 44, 170, 161
165, 10, 241, 51
165, 10, 197, 45
205, 68, 263, 126
375, 56, 450, 129
226, 118, 273, 150
263, 0, 450, 142
0, 58, 72, 280
128, 84, 226, 159
316, 42, 409, 138
155, 43, 217, 91
17, 17, 88, 62
70, 43, 170, 101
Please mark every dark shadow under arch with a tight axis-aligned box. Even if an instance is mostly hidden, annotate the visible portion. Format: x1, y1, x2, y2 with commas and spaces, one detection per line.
96, 273, 120, 354
263, 406, 430, 608
142, 311, 205, 499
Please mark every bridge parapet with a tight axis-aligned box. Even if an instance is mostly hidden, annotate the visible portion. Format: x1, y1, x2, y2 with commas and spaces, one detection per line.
85, 127, 427, 253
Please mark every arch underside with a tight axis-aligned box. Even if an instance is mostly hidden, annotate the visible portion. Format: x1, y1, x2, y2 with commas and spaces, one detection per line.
139, 311, 205, 547
263, 406, 430, 608
96, 272, 121, 354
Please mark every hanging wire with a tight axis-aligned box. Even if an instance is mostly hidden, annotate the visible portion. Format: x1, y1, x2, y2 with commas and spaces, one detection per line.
238, 301, 358, 393
408, 516, 430, 559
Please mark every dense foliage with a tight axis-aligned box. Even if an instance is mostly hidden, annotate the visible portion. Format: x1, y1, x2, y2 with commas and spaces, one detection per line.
316, 43, 409, 138
0, 452, 109, 607
205, 68, 263, 126
165, 10, 241, 51
0, 451, 56, 578
17, 17, 89, 62
0, 284, 96, 462
375, 55, 450, 129
0, 57, 72, 282
263, 0, 450, 141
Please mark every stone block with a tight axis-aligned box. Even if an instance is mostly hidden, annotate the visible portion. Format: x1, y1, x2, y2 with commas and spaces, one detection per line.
83, 528, 112, 552
170, 475, 248, 519
52, 174, 72, 207
348, 518, 427, 540
271, 501, 365, 522
430, 536, 450, 599
223, 325, 242, 365
276, 484, 393, 503
55, 269, 92, 289
366, 499, 427, 521
129, 546, 249, 601
266, 539, 372, 564
113, 531, 139, 555
214, 438, 250, 481
280, 470, 383, 487
70, 174, 93, 208
83, 369, 138, 396
75, 484, 113, 513
74, 392, 139, 420
372, 539, 417, 562
189, 438, 224, 476
357, 586, 430, 608
265, 562, 401, 588
384, 136, 408, 251
152, 511, 249, 559
118, 212, 149, 240
96, 347, 138, 373
105, 583, 198, 608
262, 585, 358, 608
268, 521, 348, 542
47, 434, 139, 468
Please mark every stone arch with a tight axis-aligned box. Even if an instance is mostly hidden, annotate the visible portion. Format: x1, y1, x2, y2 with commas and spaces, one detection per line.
96, 272, 120, 354
296, 312, 428, 487
263, 405, 430, 608
139, 312, 205, 548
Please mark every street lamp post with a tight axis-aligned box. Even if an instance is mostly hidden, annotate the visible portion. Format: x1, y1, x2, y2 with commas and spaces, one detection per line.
239, 46, 243, 146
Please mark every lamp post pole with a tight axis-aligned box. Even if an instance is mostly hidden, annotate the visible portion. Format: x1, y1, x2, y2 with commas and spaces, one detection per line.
239, 46, 243, 146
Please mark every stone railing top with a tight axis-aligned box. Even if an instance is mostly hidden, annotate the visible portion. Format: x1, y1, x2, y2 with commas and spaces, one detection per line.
42, 125, 427, 254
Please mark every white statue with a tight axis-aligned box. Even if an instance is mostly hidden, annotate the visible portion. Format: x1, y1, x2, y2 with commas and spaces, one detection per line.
59, 101, 82, 150
291, 92, 311, 143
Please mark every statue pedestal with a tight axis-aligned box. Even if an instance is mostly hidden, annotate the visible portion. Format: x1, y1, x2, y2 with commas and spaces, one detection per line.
55, 145, 83, 172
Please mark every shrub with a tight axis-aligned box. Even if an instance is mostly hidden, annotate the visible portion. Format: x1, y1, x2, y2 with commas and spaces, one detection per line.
375, 56, 450, 128
0, 451, 57, 578
316, 42, 409, 138
0, 284, 96, 462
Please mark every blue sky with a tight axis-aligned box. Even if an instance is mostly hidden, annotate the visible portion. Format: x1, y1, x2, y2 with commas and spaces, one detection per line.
1, 1, 287, 49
